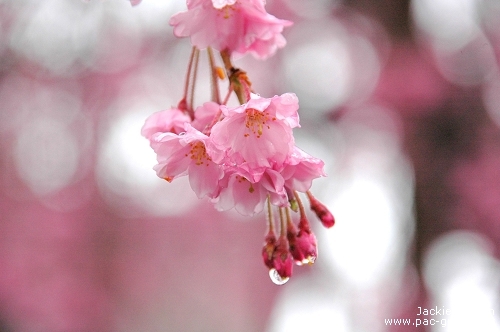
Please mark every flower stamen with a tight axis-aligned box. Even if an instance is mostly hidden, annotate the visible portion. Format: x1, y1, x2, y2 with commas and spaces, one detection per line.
188, 141, 211, 166
244, 109, 271, 138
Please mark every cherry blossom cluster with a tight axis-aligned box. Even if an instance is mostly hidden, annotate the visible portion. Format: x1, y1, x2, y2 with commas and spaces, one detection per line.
140, 0, 335, 284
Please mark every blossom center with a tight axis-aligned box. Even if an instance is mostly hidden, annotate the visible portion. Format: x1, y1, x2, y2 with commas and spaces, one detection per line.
244, 108, 275, 138
187, 141, 211, 166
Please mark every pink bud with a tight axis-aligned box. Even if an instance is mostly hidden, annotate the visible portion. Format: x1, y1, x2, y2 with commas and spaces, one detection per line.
262, 231, 276, 270
271, 235, 293, 282
308, 192, 335, 228
288, 216, 318, 265
294, 228, 318, 265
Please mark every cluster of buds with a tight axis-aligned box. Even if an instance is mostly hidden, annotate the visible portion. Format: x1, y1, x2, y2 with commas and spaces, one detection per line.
262, 191, 334, 284
139, 0, 335, 284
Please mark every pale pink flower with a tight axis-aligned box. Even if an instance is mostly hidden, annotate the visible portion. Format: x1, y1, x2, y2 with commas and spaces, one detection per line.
141, 108, 191, 140
169, 0, 292, 59
281, 146, 326, 193
191, 101, 221, 132
150, 124, 222, 198
210, 93, 300, 169
213, 167, 287, 215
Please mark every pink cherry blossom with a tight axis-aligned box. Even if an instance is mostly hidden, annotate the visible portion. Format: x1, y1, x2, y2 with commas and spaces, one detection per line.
191, 101, 221, 132
213, 167, 287, 215
210, 93, 300, 169
281, 146, 326, 193
141, 107, 191, 140
150, 124, 222, 198
169, 0, 292, 59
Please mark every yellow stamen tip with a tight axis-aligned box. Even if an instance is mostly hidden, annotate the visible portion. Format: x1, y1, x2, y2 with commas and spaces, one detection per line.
216, 67, 226, 80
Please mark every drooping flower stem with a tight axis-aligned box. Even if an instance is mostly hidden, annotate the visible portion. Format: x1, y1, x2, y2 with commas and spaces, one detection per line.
221, 86, 233, 105
189, 48, 200, 116
207, 47, 221, 104
220, 48, 233, 74
279, 207, 287, 237
284, 206, 299, 260
266, 196, 275, 234
180, 46, 198, 119
274, 208, 293, 279
285, 205, 291, 220
220, 49, 251, 104
262, 197, 277, 270
294, 191, 310, 231
294, 191, 306, 215
285, 207, 298, 245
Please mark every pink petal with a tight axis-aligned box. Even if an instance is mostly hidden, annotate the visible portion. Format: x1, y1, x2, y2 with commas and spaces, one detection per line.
141, 108, 190, 140
188, 160, 223, 198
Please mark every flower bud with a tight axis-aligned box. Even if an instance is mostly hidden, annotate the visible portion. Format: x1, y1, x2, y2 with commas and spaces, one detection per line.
288, 215, 317, 265
262, 230, 276, 270
307, 192, 335, 228
270, 235, 293, 283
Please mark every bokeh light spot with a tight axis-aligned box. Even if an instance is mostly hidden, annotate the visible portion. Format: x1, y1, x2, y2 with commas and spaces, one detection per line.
283, 22, 352, 113
412, 0, 480, 51
423, 231, 500, 332
14, 118, 79, 195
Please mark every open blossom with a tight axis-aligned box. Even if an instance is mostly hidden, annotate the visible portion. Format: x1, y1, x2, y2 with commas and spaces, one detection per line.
213, 167, 287, 215
191, 101, 221, 132
141, 107, 191, 140
141, 102, 220, 139
150, 124, 222, 199
210, 93, 300, 169
281, 146, 326, 193
169, 0, 292, 59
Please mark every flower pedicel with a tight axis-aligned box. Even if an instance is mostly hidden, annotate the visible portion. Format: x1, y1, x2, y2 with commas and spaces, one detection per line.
141, 0, 335, 285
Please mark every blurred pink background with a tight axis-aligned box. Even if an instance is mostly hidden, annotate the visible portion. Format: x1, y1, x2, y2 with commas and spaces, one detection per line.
0, 0, 500, 331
